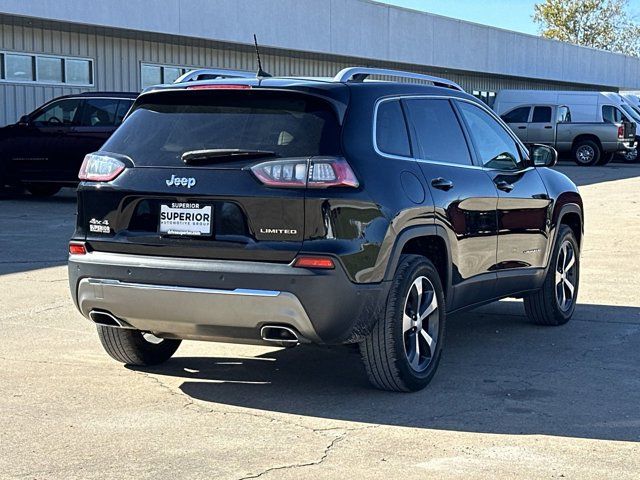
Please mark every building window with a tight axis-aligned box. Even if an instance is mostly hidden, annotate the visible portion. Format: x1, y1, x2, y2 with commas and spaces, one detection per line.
163, 67, 182, 83
65, 58, 92, 85
5, 53, 34, 81
472, 90, 496, 108
36, 56, 63, 83
141, 64, 163, 88
140, 63, 196, 89
0, 51, 94, 86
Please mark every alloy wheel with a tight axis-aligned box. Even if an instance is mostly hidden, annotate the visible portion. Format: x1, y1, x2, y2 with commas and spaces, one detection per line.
624, 148, 638, 162
555, 240, 577, 311
402, 276, 439, 372
576, 145, 595, 164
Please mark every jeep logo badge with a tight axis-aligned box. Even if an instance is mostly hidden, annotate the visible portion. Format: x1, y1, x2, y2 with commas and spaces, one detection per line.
166, 175, 196, 189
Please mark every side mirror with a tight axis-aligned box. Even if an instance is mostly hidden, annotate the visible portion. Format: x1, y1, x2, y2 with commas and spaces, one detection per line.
529, 144, 558, 167
18, 115, 30, 126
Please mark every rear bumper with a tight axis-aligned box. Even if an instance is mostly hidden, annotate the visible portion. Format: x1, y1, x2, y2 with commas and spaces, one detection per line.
613, 140, 636, 151
68, 251, 388, 345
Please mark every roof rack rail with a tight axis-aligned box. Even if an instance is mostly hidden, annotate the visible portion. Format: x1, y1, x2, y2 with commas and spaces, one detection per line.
174, 68, 255, 83
333, 67, 464, 91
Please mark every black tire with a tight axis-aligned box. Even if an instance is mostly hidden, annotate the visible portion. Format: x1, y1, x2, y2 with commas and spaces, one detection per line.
619, 148, 639, 163
359, 254, 446, 392
96, 326, 181, 366
572, 140, 601, 166
25, 183, 62, 197
524, 225, 580, 326
596, 152, 614, 166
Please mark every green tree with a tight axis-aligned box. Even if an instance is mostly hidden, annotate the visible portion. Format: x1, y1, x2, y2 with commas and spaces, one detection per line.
533, 0, 640, 56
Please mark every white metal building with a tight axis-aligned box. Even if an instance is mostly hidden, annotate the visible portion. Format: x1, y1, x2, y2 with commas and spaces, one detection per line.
2, 0, 640, 126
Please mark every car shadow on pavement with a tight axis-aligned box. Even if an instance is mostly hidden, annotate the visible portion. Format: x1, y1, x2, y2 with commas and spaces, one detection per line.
555, 161, 640, 187
0, 188, 75, 275
132, 301, 640, 443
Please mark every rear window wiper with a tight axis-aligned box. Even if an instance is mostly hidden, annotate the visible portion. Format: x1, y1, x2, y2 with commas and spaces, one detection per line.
181, 149, 278, 165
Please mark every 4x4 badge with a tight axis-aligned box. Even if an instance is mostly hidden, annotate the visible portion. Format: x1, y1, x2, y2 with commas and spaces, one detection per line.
166, 175, 196, 188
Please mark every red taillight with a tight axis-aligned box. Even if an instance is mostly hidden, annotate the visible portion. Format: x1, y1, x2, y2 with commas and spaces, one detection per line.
251, 157, 359, 189
78, 154, 125, 182
618, 125, 625, 138
69, 242, 87, 255
293, 256, 335, 269
186, 84, 251, 90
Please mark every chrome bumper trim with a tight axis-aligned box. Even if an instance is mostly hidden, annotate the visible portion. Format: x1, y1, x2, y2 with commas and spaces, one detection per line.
87, 278, 281, 297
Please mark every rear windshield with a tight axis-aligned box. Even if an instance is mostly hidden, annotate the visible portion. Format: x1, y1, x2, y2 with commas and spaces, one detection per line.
102, 90, 341, 166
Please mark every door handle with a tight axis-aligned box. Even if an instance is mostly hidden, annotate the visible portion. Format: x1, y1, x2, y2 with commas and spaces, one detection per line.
495, 180, 514, 193
517, 126, 527, 129
544, 126, 553, 129
431, 177, 454, 191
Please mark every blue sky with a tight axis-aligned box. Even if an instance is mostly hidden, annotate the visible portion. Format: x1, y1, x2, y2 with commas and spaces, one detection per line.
379, 0, 640, 35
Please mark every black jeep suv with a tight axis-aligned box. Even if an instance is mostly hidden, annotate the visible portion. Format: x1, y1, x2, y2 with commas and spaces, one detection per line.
68, 68, 583, 392
0, 92, 137, 196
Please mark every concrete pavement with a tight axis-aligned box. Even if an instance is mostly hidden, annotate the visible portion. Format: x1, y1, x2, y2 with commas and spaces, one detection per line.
0, 164, 639, 479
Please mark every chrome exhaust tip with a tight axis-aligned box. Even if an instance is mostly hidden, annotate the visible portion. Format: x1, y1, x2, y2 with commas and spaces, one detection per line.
89, 310, 134, 329
260, 325, 300, 347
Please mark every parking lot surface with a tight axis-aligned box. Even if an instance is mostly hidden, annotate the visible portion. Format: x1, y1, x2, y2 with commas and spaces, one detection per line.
1, 164, 639, 479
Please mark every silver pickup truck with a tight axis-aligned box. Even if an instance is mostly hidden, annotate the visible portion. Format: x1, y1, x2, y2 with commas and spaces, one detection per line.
501, 104, 636, 166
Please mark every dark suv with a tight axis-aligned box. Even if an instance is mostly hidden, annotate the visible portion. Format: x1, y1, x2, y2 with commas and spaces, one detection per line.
0, 92, 137, 196
68, 68, 583, 392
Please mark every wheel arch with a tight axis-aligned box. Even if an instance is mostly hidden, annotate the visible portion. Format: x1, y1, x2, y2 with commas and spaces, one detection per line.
555, 203, 583, 249
383, 226, 452, 299
558, 208, 583, 249
571, 134, 602, 153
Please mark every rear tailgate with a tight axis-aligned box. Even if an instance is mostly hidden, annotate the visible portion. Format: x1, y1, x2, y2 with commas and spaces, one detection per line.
76, 88, 343, 263
623, 120, 637, 141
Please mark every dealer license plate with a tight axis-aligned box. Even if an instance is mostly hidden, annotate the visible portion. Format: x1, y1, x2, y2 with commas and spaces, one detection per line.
159, 203, 213, 236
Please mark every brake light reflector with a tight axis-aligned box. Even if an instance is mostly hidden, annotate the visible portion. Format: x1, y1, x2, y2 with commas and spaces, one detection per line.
618, 125, 625, 138
69, 242, 87, 255
294, 256, 335, 269
251, 157, 359, 188
78, 154, 125, 182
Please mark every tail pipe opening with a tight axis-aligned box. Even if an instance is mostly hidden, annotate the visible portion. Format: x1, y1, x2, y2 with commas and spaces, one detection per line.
89, 310, 135, 329
260, 325, 300, 347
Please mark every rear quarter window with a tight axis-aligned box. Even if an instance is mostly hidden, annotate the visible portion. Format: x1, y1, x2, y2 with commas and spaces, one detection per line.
101, 90, 341, 166
375, 100, 411, 157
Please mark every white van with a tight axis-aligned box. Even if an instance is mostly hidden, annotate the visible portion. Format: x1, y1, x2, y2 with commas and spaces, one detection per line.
621, 93, 640, 109
493, 90, 631, 123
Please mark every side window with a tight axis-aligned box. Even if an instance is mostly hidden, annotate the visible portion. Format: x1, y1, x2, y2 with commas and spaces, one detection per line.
501, 106, 531, 123
31, 98, 82, 126
80, 99, 120, 127
457, 101, 523, 170
532, 106, 552, 123
404, 98, 472, 165
115, 100, 134, 125
602, 105, 625, 123
375, 100, 411, 157
557, 106, 572, 123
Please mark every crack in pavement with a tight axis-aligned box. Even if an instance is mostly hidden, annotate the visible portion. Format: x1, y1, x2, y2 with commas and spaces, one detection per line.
0, 303, 70, 323
238, 429, 349, 480
129, 370, 384, 480
0, 356, 80, 367
131, 369, 379, 435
